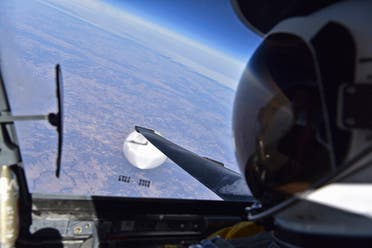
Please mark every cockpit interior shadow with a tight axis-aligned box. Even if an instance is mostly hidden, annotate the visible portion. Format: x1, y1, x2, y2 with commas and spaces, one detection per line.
18, 228, 63, 248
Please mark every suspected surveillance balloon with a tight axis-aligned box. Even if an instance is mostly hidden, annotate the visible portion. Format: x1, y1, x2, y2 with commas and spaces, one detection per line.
123, 131, 167, 169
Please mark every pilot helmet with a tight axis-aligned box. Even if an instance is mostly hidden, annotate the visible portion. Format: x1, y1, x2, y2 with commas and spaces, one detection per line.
232, 0, 372, 218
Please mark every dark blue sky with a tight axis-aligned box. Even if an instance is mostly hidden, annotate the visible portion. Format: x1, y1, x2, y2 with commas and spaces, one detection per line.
107, 0, 261, 61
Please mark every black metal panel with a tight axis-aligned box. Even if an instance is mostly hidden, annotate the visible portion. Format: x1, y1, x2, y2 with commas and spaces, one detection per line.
27, 194, 250, 247
32, 194, 250, 218
339, 84, 372, 130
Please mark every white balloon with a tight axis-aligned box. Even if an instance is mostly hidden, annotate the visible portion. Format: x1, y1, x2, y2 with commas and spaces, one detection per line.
123, 131, 167, 169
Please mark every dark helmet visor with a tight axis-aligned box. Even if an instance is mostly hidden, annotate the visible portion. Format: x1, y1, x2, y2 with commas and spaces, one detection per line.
233, 33, 332, 209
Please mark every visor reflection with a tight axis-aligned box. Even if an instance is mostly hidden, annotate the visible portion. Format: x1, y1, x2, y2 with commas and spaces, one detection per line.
238, 34, 332, 210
